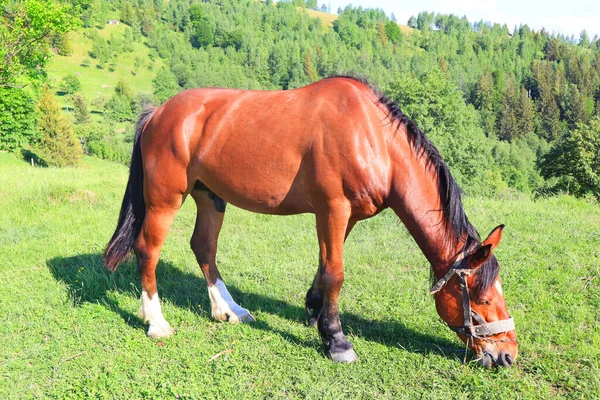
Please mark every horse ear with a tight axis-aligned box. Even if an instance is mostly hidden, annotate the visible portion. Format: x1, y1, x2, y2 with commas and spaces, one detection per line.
466, 244, 493, 270
465, 225, 504, 270
482, 224, 504, 251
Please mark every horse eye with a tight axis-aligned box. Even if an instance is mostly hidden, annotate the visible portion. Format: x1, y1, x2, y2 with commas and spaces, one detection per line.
478, 299, 491, 305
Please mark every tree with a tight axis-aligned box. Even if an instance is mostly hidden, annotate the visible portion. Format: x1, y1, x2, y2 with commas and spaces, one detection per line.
0, 87, 37, 150
498, 75, 519, 141
541, 116, 600, 200
303, 50, 318, 82
475, 72, 496, 138
105, 79, 135, 122
72, 93, 90, 124
517, 86, 535, 138
0, 0, 78, 87
51, 33, 72, 56
191, 20, 214, 49
61, 74, 81, 96
385, 71, 493, 193
384, 21, 401, 44
153, 67, 180, 103
36, 85, 82, 167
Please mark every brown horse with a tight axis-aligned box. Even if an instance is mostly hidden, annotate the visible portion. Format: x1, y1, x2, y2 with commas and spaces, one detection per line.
104, 76, 518, 368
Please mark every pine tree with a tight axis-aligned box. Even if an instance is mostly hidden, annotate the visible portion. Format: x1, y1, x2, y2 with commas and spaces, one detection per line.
475, 72, 496, 137
36, 85, 82, 167
517, 86, 535, 138
72, 93, 90, 125
498, 75, 519, 141
303, 50, 318, 82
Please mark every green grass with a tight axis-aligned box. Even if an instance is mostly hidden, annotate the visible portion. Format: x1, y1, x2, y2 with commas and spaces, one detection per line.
46, 24, 163, 128
1, 152, 599, 398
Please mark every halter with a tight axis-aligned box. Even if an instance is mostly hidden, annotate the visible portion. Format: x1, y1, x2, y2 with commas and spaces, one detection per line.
430, 251, 515, 342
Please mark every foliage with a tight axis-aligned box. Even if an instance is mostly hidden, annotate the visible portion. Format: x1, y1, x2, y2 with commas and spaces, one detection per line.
104, 78, 135, 122
36, 85, 82, 166
153, 67, 180, 103
492, 134, 545, 193
0, 86, 38, 150
50, 32, 72, 56
60, 73, 81, 95
87, 137, 131, 164
72, 92, 90, 124
0, 0, 78, 87
25, 0, 600, 198
385, 71, 494, 194
541, 116, 600, 200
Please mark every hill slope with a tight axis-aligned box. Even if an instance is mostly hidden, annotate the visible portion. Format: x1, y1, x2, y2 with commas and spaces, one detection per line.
46, 23, 164, 118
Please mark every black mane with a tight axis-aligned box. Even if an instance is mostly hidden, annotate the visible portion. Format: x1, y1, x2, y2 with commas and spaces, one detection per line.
332, 75, 499, 296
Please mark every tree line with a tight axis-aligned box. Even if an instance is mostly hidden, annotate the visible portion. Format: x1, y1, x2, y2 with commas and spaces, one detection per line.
1, 0, 598, 200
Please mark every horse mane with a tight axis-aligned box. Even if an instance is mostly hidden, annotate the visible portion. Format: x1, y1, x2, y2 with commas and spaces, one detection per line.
329, 75, 499, 297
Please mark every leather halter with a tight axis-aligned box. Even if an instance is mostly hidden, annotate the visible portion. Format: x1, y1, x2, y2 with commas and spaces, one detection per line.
430, 251, 515, 341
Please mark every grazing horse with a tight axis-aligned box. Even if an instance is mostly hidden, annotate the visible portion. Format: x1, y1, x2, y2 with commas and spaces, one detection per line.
104, 76, 518, 368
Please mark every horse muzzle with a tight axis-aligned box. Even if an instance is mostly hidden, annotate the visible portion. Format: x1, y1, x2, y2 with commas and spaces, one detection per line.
478, 349, 515, 369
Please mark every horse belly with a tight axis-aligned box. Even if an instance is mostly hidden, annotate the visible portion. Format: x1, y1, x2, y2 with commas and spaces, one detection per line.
193, 145, 312, 215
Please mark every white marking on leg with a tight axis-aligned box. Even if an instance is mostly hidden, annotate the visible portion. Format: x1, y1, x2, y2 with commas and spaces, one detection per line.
494, 280, 504, 297
140, 290, 174, 338
208, 279, 255, 323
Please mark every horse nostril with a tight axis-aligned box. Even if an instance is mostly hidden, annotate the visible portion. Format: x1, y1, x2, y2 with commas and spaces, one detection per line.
503, 353, 514, 367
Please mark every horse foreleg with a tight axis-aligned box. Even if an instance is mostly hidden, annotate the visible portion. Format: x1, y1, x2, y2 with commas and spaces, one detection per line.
306, 220, 356, 327
135, 206, 179, 338
313, 206, 357, 362
190, 190, 254, 323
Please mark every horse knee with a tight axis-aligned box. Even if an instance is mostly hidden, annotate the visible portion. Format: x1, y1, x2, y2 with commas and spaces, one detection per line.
321, 268, 344, 295
190, 235, 214, 261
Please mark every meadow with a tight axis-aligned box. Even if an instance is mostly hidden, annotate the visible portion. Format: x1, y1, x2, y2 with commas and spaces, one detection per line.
0, 152, 599, 399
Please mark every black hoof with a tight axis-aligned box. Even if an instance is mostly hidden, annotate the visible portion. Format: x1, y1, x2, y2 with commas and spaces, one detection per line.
330, 348, 358, 363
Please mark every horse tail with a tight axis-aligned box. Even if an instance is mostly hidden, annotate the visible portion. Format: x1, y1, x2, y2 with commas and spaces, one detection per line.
104, 107, 155, 271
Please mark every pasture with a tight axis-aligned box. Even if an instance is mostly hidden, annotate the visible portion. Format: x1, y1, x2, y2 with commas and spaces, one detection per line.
0, 152, 599, 398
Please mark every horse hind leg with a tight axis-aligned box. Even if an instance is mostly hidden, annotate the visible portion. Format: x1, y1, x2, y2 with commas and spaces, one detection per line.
136, 205, 181, 338
190, 188, 254, 323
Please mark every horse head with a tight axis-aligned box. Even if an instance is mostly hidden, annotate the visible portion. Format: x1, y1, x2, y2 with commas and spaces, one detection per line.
432, 225, 518, 368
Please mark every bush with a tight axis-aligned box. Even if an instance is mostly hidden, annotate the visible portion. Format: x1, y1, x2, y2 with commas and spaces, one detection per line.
87, 139, 131, 164
74, 122, 110, 152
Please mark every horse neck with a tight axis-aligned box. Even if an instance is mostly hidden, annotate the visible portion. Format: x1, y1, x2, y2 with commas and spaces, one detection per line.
384, 127, 466, 277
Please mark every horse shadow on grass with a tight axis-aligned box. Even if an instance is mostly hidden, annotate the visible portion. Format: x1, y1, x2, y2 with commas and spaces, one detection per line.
47, 253, 466, 361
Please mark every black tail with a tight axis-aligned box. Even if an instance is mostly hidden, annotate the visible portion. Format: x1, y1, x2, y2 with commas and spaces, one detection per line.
104, 107, 155, 271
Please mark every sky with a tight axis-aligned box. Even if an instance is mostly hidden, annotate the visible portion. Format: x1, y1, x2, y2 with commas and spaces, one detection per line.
323, 0, 600, 39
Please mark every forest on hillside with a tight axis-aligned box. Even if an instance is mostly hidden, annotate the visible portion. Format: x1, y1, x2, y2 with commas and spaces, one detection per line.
1, 0, 599, 200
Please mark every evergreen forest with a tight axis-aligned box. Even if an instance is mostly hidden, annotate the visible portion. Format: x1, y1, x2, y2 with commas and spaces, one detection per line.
2, 0, 600, 200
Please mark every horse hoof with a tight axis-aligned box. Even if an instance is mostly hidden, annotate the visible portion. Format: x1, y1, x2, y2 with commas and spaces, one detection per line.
213, 308, 255, 323
147, 322, 175, 338
231, 312, 255, 323
329, 348, 358, 363
307, 316, 318, 327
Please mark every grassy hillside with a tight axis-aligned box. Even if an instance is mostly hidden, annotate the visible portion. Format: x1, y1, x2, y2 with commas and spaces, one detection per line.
1, 153, 599, 398
46, 24, 163, 121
